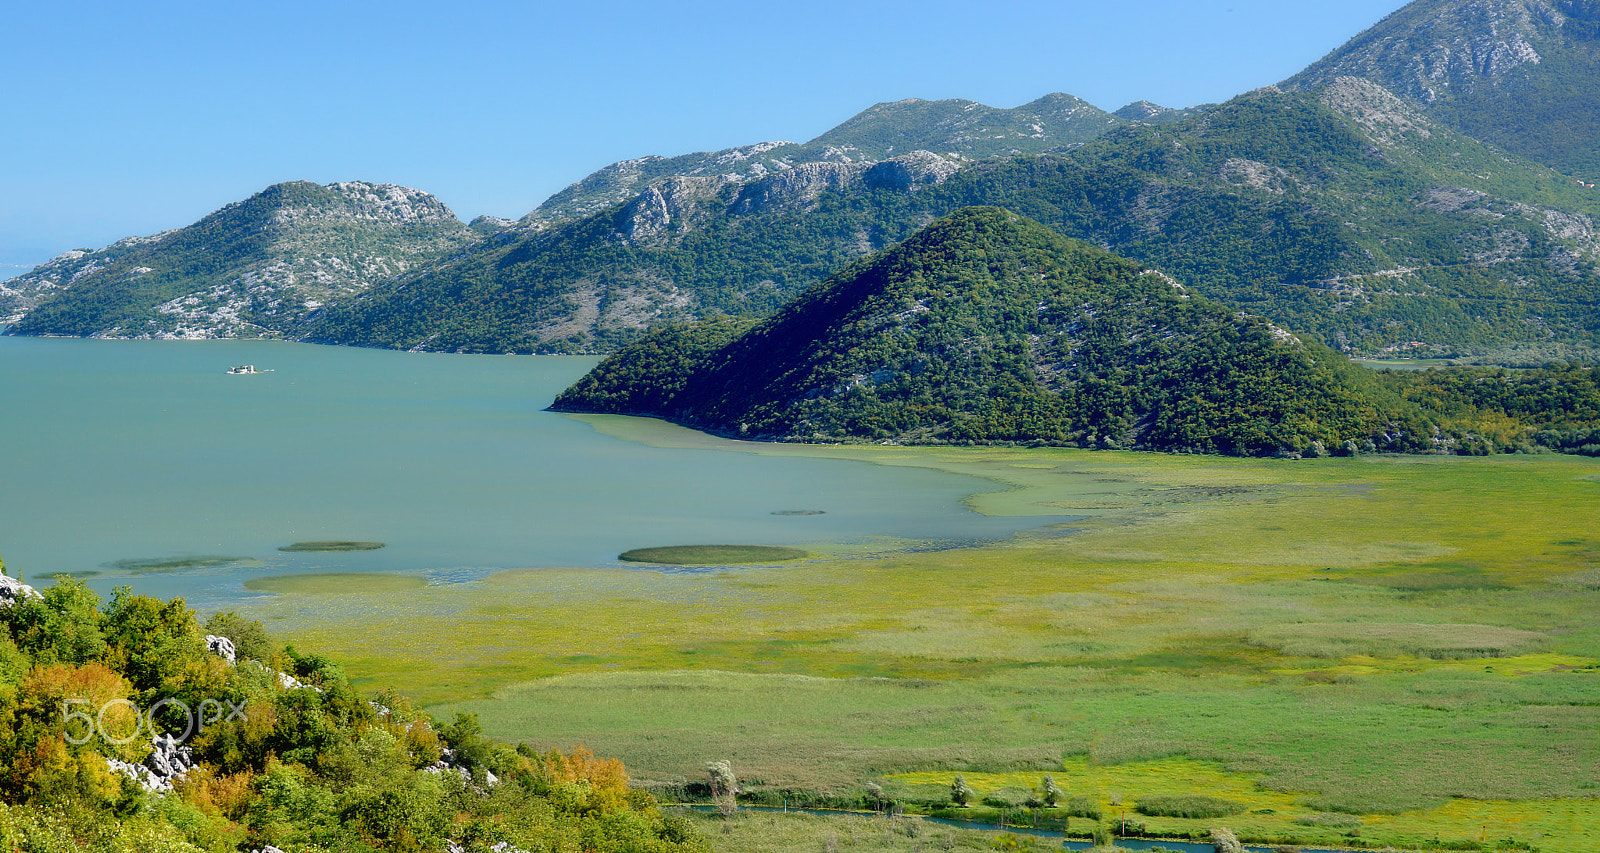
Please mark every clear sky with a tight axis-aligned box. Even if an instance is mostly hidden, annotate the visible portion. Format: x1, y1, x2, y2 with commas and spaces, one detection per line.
1, 0, 1407, 278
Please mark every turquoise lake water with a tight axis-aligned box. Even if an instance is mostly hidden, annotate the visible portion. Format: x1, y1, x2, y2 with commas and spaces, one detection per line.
0, 336, 1052, 609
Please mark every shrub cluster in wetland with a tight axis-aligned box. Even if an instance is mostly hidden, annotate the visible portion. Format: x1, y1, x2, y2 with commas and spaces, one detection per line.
1134, 794, 1247, 819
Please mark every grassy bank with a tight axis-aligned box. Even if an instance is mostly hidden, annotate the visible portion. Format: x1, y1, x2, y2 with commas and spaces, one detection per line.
238, 417, 1600, 851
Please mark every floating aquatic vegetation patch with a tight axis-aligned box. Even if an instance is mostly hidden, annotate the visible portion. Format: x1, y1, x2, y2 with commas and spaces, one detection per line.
103, 555, 251, 573
278, 541, 386, 552
244, 572, 425, 593
618, 545, 809, 565
771, 510, 825, 516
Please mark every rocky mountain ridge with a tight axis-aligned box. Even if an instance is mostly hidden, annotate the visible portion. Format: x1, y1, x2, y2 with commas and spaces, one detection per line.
6, 181, 477, 339
5, 90, 1191, 341
1286, 0, 1600, 175
303, 77, 1600, 357
301, 148, 969, 353
521, 93, 1189, 227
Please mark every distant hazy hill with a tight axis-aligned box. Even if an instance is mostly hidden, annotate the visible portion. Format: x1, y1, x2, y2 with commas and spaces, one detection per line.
552, 207, 1389, 455
5, 181, 475, 339
1286, 0, 1600, 177
306, 81, 1600, 358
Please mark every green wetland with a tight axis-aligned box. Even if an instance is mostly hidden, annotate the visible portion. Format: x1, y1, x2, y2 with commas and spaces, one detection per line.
2, 337, 1597, 851
261, 420, 1600, 853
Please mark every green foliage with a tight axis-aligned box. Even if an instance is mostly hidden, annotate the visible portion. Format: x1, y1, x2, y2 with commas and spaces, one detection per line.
102, 588, 207, 698
1039, 775, 1062, 808
201, 611, 272, 662
0, 577, 107, 666
0, 576, 708, 853
553, 315, 756, 413
951, 774, 976, 806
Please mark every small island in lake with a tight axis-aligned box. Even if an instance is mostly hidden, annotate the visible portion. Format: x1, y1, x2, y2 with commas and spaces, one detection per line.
278, 541, 386, 552
619, 544, 808, 564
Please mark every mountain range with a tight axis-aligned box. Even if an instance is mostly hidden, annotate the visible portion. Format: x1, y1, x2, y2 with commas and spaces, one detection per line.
6, 0, 1599, 364
1285, 0, 1600, 177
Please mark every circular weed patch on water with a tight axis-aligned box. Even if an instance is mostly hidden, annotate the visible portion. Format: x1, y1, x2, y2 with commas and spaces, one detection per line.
244, 572, 425, 594
103, 555, 251, 573
618, 545, 809, 565
278, 541, 386, 552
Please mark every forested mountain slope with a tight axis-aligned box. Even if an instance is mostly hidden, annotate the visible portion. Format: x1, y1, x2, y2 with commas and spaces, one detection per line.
552, 207, 1393, 455
307, 81, 1600, 358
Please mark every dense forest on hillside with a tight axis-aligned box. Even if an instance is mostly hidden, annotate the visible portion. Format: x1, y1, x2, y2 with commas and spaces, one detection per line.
554, 208, 1600, 457
0, 566, 707, 853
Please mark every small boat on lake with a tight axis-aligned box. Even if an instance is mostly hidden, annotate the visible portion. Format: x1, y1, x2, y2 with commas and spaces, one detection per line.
225, 364, 273, 374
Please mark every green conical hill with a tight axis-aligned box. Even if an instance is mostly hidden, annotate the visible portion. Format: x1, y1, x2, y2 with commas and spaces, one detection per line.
554, 207, 1387, 455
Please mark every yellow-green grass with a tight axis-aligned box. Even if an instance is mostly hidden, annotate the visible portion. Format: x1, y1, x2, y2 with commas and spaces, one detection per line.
680, 808, 1010, 853
890, 759, 1600, 852
235, 420, 1600, 850
277, 540, 386, 552
619, 545, 809, 564
242, 572, 425, 593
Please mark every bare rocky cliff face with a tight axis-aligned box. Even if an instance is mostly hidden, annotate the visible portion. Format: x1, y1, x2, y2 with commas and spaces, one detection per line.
1290, 0, 1557, 102
521, 92, 1184, 231
5, 181, 476, 339
1285, 0, 1600, 174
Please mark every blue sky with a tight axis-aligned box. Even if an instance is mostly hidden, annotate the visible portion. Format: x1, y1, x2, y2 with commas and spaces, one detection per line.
1, 0, 1406, 276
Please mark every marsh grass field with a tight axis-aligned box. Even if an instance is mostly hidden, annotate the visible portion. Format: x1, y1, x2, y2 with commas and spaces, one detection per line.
241, 416, 1600, 852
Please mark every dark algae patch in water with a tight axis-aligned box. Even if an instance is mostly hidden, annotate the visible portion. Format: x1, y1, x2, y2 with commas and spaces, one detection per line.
771, 510, 826, 516
244, 572, 424, 593
619, 545, 809, 564
103, 555, 251, 573
278, 541, 386, 552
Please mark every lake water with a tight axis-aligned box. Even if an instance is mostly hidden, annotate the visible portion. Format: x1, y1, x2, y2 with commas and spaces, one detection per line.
0, 336, 1051, 609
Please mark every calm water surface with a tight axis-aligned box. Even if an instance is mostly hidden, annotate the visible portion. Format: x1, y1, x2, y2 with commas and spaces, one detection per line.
0, 337, 1051, 608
